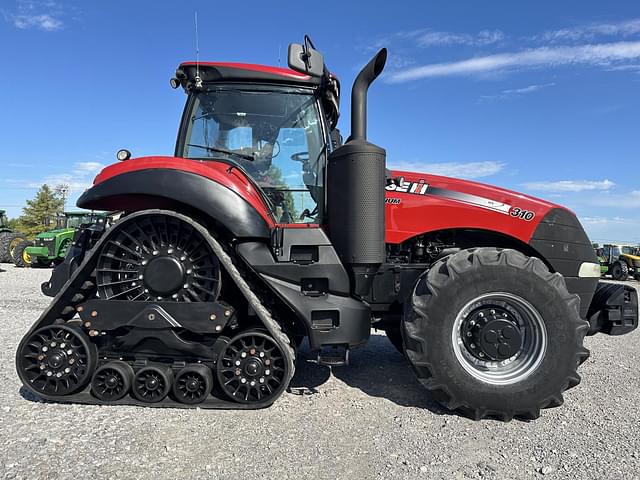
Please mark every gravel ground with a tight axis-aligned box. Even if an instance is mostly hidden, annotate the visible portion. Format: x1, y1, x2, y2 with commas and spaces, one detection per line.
1, 264, 639, 480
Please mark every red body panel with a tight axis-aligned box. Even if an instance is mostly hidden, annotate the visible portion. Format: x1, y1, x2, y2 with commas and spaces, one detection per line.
385, 170, 565, 245
92, 157, 566, 246
94, 157, 276, 228
179, 62, 312, 81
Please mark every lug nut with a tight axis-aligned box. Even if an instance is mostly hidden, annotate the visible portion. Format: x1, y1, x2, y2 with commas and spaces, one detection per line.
50, 342, 56, 347
240, 378, 247, 384
259, 377, 265, 384
142, 260, 148, 266
89, 330, 99, 337
186, 269, 192, 274
168, 248, 174, 254
46, 371, 53, 377
148, 314, 156, 321
180, 256, 186, 261
40, 364, 46, 370
235, 360, 241, 366
265, 359, 271, 366
265, 369, 270, 376
64, 367, 71, 373
490, 309, 495, 315
152, 250, 159, 256
76, 306, 84, 312
466, 332, 472, 337
84, 321, 91, 328
235, 369, 241, 376
42, 346, 48, 352
38, 354, 45, 361
144, 289, 149, 293
139, 275, 144, 280
241, 352, 247, 358
56, 372, 62, 378
250, 380, 256, 386
470, 343, 476, 349
210, 314, 217, 321
183, 284, 189, 289
68, 358, 75, 364
250, 348, 256, 355
259, 352, 265, 358
172, 293, 178, 299
60, 343, 66, 348
67, 349, 73, 355
215, 325, 222, 332
224, 310, 231, 317
90, 310, 98, 318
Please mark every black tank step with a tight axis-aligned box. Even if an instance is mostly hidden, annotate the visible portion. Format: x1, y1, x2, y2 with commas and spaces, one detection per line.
317, 346, 350, 366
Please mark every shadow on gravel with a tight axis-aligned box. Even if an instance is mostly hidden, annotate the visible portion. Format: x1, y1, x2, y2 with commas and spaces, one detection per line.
20, 386, 43, 403
290, 333, 448, 415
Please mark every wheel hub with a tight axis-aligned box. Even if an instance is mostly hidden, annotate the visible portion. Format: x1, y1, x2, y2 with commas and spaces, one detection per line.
144, 256, 185, 295
462, 306, 523, 361
145, 376, 160, 391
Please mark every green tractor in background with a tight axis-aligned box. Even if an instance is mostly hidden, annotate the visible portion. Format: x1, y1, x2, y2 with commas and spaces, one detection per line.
0, 209, 29, 263
13, 211, 106, 268
598, 243, 640, 281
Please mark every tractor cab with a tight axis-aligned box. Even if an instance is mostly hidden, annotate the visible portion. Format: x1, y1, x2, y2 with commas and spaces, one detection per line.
172, 41, 340, 226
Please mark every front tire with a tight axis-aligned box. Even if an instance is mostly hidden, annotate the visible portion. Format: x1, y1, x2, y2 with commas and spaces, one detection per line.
402, 248, 589, 421
610, 261, 629, 280
13, 240, 33, 268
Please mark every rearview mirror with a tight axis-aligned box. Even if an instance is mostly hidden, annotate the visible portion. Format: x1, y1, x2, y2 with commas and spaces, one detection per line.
288, 43, 324, 77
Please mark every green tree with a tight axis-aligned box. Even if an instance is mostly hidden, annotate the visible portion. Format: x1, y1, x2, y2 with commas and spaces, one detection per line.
17, 185, 65, 236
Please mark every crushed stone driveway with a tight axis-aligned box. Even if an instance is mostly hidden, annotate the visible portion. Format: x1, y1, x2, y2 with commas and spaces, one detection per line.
1, 265, 639, 480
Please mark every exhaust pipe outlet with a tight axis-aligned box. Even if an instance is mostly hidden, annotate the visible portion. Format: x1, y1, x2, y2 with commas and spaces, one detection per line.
350, 49, 387, 142
327, 49, 388, 297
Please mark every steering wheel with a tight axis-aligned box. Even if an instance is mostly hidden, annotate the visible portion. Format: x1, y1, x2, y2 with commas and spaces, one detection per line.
291, 151, 309, 163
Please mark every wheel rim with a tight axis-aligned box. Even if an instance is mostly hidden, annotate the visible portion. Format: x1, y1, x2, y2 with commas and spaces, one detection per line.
22, 249, 31, 264
9, 237, 23, 257
18, 325, 96, 396
217, 332, 288, 404
96, 214, 220, 302
451, 292, 547, 385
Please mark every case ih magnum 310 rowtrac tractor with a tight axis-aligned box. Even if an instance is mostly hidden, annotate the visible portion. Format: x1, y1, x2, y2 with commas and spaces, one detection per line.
16, 38, 638, 420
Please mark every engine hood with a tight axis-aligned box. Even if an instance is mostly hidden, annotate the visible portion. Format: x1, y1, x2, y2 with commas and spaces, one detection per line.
385, 169, 567, 245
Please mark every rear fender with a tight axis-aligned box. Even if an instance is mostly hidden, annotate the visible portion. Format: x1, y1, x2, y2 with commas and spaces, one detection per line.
77, 167, 271, 239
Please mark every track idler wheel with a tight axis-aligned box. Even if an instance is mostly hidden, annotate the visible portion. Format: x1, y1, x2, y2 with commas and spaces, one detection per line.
91, 361, 134, 402
17, 325, 96, 396
216, 330, 290, 404
172, 364, 213, 404
132, 365, 173, 403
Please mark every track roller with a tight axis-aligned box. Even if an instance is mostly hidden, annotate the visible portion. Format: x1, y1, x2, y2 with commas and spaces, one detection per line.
17, 325, 96, 396
172, 364, 213, 404
216, 330, 290, 404
91, 361, 134, 402
132, 365, 173, 403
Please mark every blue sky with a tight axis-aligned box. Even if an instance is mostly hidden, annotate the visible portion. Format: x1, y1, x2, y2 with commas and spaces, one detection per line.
1, 0, 639, 243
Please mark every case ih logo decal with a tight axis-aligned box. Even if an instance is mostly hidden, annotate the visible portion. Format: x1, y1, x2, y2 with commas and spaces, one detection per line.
386, 177, 535, 221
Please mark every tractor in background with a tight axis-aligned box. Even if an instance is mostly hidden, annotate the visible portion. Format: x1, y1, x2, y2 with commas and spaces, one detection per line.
0, 209, 28, 263
13, 211, 107, 268
599, 244, 640, 281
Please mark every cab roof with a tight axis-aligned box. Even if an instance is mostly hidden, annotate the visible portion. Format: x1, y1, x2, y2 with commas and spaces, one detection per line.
176, 62, 322, 88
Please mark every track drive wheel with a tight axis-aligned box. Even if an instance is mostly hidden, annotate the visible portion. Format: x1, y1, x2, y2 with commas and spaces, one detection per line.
132, 365, 173, 403
0, 232, 28, 263
91, 361, 134, 402
402, 248, 589, 421
13, 240, 33, 268
173, 364, 213, 404
610, 261, 629, 280
217, 330, 290, 404
17, 325, 97, 396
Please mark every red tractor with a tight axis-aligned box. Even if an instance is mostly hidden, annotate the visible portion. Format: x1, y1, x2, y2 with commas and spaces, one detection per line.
17, 37, 637, 420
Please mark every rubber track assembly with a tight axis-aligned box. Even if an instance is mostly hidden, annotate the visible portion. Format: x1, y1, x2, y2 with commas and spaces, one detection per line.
16, 210, 296, 409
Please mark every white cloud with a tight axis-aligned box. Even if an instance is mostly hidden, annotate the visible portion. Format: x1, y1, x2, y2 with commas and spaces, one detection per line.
389, 160, 504, 179
12, 13, 62, 31
480, 82, 556, 101
522, 179, 615, 192
417, 29, 504, 48
587, 190, 640, 208
539, 19, 640, 43
580, 215, 640, 243
387, 41, 640, 82
26, 162, 105, 193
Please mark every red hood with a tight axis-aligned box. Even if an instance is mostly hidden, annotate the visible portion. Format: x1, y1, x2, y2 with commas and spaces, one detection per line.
385, 169, 569, 244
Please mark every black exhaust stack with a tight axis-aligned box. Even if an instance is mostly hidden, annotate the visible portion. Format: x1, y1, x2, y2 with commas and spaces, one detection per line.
327, 49, 387, 297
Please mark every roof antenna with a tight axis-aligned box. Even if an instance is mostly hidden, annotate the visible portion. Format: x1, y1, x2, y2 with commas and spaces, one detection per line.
194, 11, 202, 88
278, 44, 281, 67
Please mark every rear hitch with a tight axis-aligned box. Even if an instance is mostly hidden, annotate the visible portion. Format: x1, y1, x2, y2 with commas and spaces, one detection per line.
586, 282, 639, 336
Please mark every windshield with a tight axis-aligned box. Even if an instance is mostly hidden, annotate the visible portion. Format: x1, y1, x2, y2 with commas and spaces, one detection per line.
181, 85, 326, 223
621, 246, 636, 255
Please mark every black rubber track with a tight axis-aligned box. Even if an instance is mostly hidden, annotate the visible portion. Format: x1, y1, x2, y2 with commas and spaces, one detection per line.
16, 209, 296, 409
402, 248, 590, 421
